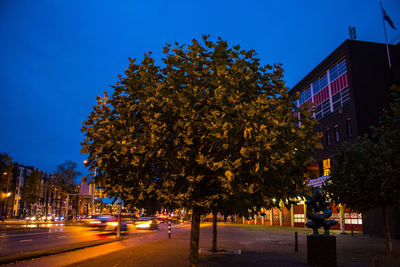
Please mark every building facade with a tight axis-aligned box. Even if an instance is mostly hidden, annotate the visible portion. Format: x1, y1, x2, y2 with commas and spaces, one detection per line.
242, 40, 400, 235
12, 164, 58, 218
289, 39, 400, 235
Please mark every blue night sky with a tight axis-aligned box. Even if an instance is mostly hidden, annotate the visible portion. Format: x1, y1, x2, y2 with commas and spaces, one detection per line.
1, 0, 399, 178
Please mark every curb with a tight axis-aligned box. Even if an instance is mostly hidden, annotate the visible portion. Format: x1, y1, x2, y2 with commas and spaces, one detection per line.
0, 237, 121, 265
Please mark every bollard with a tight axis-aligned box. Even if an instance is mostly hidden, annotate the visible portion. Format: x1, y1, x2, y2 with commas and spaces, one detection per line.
295, 232, 298, 252
373, 255, 379, 267
351, 225, 354, 236
168, 213, 171, 239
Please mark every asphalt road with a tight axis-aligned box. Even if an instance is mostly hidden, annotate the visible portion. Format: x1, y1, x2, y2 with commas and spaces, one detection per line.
0, 221, 174, 257
0, 225, 119, 257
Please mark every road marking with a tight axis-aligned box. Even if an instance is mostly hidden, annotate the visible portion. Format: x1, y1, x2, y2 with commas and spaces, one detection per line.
0, 231, 50, 238
57, 235, 66, 239
20, 239, 33, 242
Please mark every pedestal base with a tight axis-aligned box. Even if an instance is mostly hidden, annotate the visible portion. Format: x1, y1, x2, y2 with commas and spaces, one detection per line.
307, 235, 337, 266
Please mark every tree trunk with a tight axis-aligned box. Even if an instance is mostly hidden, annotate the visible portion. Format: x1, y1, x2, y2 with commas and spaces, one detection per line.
212, 211, 218, 252
382, 206, 393, 253
190, 207, 201, 267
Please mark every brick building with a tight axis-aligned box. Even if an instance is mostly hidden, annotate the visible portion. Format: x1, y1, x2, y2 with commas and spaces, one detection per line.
242, 40, 400, 235
289, 39, 400, 235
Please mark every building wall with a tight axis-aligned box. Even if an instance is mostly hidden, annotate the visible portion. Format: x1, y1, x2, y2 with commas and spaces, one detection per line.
347, 41, 400, 136
288, 40, 400, 237
11, 165, 55, 218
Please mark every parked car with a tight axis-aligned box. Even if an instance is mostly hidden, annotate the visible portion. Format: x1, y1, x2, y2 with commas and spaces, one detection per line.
25, 215, 36, 221
135, 217, 158, 230
85, 215, 127, 231
40, 214, 55, 221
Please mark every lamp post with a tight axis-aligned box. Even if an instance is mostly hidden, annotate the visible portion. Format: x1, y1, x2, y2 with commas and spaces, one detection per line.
83, 160, 96, 216
3, 172, 10, 217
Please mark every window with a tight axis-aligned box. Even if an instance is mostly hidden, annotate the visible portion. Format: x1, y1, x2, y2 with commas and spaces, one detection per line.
322, 99, 331, 116
325, 128, 331, 145
334, 124, 339, 142
319, 74, 328, 89
346, 118, 352, 137
341, 87, 350, 105
338, 60, 347, 76
329, 59, 346, 82
332, 92, 341, 110
312, 79, 320, 94
331, 87, 350, 111
299, 88, 311, 105
329, 64, 338, 82
323, 158, 331, 176
315, 104, 322, 120
294, 214, 305, 223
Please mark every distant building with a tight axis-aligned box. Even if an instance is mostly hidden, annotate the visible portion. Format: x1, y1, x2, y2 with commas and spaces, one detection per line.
79, 182, 105, 215
12, 164, 56, 218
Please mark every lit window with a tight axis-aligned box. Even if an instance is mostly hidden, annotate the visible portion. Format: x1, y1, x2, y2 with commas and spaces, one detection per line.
334, 124, 339, 142
323, 159, 331, 176
346, 118, 352, 137
325, 128, 331, 145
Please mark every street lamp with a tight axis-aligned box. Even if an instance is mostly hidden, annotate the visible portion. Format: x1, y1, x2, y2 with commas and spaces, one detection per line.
83, 160, 96, 216
2, 172, 10, 218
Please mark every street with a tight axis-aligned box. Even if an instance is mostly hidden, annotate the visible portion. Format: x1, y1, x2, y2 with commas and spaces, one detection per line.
3, 223, 400, 267
0, 224, 115, 257
0, 221, 173, 259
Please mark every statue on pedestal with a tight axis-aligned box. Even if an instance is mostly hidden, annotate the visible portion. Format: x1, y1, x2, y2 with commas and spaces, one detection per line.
305, 188, 338, 235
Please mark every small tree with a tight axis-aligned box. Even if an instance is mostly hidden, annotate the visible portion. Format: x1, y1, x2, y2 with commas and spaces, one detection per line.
325, 85, 400, 253
21, 170, 42, 216
53, 161, 81, 218
53, 161, 81, 193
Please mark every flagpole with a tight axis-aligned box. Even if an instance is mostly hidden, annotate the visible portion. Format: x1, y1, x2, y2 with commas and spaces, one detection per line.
380, 1, 392, 69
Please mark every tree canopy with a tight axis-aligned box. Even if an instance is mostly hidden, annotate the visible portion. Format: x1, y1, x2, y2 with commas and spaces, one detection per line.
0, 153, 13, 194
21, 169, 42, 211
53, 160, 81, 194
81, 36, 320, 266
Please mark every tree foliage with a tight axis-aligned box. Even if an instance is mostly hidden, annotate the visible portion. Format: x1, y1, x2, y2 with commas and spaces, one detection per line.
81, 36, 320, 265
21, 169, 42, 212
53, 160, 81, 194
0, 153, 13, 194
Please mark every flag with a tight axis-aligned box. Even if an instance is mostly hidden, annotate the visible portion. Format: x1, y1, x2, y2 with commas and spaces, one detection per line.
382, 6, 397, 29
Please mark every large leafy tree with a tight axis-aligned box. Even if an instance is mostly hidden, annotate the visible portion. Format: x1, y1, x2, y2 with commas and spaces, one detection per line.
325, 85, 400, 253
20, 169, 42, 216
82, 36, 320, 266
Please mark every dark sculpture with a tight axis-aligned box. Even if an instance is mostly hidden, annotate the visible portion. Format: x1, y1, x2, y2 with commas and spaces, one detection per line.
305, 188, 338, 235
